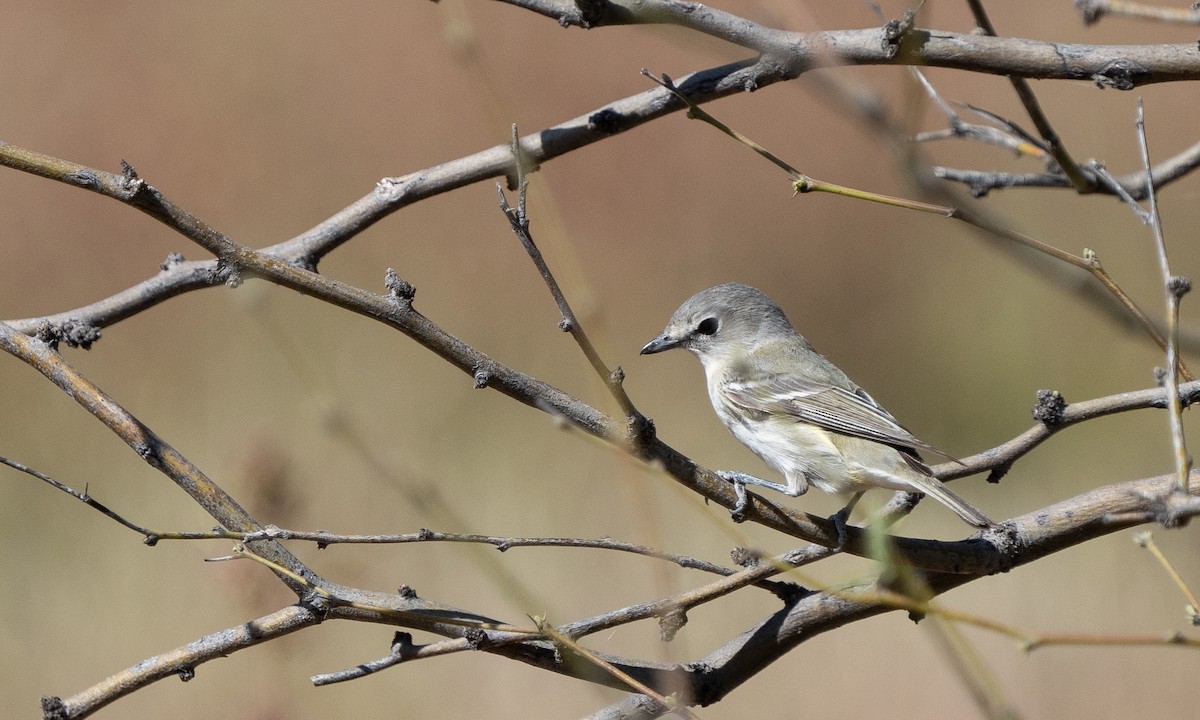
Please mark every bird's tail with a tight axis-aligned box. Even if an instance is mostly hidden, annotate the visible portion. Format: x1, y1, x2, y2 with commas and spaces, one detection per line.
906, 474, 995, 528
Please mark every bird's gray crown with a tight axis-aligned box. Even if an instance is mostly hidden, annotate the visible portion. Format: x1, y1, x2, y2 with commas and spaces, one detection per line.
641, 282, 796, 359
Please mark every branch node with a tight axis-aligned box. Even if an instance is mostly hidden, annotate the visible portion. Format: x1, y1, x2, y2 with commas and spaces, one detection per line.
113, 160, 149, 201
1092, 60, 1139, 91
35, 318, 102, 351
464, 628, 490, 649
1168, 275, 1192, 298
397, 584, 418, 599
390, 631, 416, 658
880, 10, 917, 58
730, 547, 762, 567
384, 267, 416, 303
1154, 366, 1169, 387
160, 251, 186, 271
626, 413, 657, 455
587, 108, 624, 134
1032, 389, 1068, 425
40, 696, 67, 720
986, 462, 1013, 485
220, 261, 243, 288
472, 366, 491, 389
1075, 0, 1103, 25
571, 0, 610, 28
174, 664, 196, 682
658, 607, 688, 642
374, 176, 406, 202
769, 581, 811, 606
1146, 488, 1197, 529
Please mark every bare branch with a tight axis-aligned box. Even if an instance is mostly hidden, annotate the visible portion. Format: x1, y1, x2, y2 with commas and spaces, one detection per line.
44, 605, 322, 719
0, 322, 312, 589
965, 0, 1091, 190
935, 380, 1200, 481
633, 74, 1192, 382
9, 6, 1200, 715
1136, 99, 1192, 495
0, 455, 157, 539
933, 139, 1200, 199
497, 132, 641, 419
592, 470, 1200, 714
1134, 532, 1200, 622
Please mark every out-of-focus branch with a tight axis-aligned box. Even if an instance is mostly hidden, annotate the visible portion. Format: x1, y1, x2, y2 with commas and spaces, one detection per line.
965, 0, 1091, 191
5, 140, 1199, 574
502, 0, 1200, 86
934, 139, 1200, 199
639, 71, 1193, 382
1076, 0, 1200, 25
3, 144, 1199, 569
497, 138, 641, 419
8, 12, 1200, 334
0, 321, 312, 589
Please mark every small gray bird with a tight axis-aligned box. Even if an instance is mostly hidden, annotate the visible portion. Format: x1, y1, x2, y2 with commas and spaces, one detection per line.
641, 282, 994, 529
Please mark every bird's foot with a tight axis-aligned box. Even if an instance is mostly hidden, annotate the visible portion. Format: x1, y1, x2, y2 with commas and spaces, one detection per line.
828, 507, 851, 551
828, 492, 863, 551
716, 471, 756, 522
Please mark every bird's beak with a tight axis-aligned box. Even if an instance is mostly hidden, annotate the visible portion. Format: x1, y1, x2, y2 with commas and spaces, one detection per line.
640, 332, 681, 355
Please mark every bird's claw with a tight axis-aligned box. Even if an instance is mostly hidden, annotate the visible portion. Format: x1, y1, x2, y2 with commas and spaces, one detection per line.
828, 507, 851, 551
717, 471, 750, 522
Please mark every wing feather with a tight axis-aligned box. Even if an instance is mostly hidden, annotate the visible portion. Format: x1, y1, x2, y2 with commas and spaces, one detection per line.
723, 374, 958, 464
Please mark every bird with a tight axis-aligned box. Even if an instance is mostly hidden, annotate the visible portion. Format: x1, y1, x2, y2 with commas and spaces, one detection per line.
640, 282, 994, 531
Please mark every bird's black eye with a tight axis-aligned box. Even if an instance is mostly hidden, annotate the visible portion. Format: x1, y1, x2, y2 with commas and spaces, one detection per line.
696, 317, 719, 336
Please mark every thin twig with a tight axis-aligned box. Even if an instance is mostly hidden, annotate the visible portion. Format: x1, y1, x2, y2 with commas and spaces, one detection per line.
0, 322, 313, 591
563, 545, 829, 640
965, 0, 1092, 191
218, 544, 544, 634
3, 145, 1198, 564
934, 139, 1200, 199
0, 455, 158, 539
1089, 161, 1152, 223
934, 380, 1200, 480
1134, 532, 1200, 623
537, 617, 701, 719
498, 126, 641, 420
641, 70, 1192, 381
1136, 99, 1192, 496
908, 62, 1046, 159
312, 633, 485, 686
642, 70, 952, 215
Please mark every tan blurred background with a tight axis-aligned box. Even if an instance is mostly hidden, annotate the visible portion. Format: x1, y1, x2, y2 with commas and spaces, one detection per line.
2, 2, 1198, 718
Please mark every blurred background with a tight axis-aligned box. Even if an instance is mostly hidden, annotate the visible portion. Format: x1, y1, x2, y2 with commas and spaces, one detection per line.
2, 1, 1198, 718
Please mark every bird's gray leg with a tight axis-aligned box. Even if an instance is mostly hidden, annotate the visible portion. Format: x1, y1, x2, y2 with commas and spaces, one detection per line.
715, 471, 800, 521
828, 491, 864, 551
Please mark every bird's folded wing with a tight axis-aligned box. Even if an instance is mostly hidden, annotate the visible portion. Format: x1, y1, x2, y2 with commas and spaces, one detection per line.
723, 374, 957, 462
